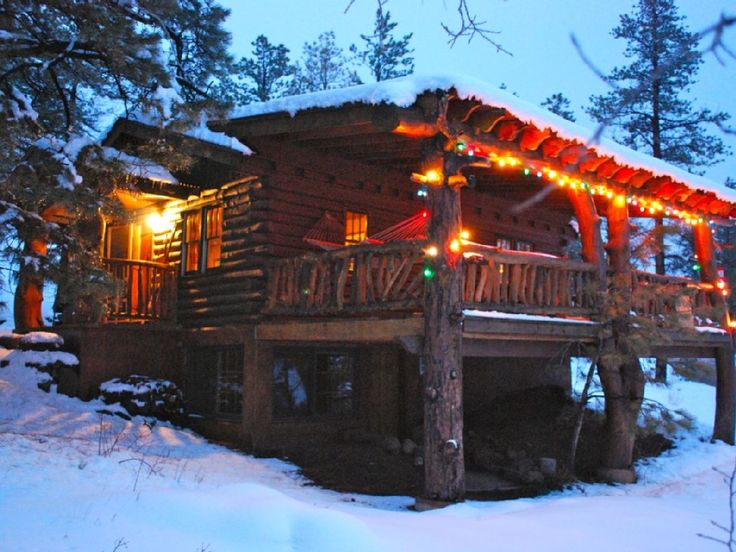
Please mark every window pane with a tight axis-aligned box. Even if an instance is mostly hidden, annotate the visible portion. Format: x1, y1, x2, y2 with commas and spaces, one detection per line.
205, 206, 223, 269
515, 240, 534, 252
216, 347, 243, 417
184, 211, 202, 273
344, 211, 368, 245
496, 237, 512, 250
272, 354, 313, 418
315, 353, 354, 416
185, 346, 243, 419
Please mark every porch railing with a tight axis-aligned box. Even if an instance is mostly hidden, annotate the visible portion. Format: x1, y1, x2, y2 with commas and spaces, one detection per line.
103, 258, 177, 321
265, 241, 425, 315
462, 248, 600, 315
631, 270, 714, 319
265, 242, 719, 324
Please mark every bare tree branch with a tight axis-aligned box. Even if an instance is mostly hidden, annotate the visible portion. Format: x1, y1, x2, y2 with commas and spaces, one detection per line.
440, 0, 511, 53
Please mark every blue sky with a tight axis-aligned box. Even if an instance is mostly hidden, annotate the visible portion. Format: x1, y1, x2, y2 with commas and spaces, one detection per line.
220, 0, 735, 184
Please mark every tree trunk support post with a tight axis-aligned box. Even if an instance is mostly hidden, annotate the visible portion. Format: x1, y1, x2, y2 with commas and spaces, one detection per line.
421, 144, 466, 504
598, 197, 645, 480
694, 222, 735, 444
566, 189, 606, 292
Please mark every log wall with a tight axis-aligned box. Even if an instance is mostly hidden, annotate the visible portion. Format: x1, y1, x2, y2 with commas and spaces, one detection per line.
174, 138, 579, 327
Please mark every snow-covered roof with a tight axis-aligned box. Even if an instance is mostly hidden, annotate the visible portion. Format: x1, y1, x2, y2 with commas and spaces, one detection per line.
124, 110, 252, 156
102, 148, 178, 184
230, 73, 736, 205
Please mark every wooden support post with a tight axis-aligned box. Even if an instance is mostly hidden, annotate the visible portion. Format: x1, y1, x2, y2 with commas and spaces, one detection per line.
421, 152, 465, 504
566, 189, 606, 292
694, 222, 735, 444
598, 197, 645, 480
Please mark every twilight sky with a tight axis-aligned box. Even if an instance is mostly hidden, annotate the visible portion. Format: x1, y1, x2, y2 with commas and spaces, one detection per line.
219, 0, 735, 184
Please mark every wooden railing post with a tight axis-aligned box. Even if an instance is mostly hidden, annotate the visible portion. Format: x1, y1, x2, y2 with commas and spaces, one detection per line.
694, 222, 735, 444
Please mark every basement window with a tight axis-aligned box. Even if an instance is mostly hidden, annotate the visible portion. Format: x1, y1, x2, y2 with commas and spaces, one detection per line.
185, 345, 244, 419
272, 349, 355, 420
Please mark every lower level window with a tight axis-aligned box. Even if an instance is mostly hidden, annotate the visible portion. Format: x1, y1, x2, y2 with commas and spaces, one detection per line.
272, 349, 354, 419
185, 346, 243, 418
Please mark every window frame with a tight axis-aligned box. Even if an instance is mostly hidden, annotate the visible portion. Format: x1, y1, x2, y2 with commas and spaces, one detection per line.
344, 210, 368, 246
182, 203, 223, 275
184, 345, 244, 420
271, 347, 357, 421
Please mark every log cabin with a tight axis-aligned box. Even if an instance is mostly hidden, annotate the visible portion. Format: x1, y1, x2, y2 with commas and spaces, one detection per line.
54, 74, 736, 504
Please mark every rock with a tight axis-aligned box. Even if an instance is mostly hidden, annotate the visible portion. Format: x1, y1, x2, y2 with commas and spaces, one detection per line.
597, 468, 637, 484
539, 457, 557, 476
18, 331, 64, 352
382, 436, 401, 455
401, 438, 417, 455
524, 470, 544, 484
99, 375, 184, 423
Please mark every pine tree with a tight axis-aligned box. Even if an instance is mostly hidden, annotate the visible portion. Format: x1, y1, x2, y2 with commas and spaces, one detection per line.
291, 31, 361, 94
587, 0, 729, 169
541, 93, 576, 122
236, 35, 293, 102
0, 1, 235, 329
356, 0, 414, 82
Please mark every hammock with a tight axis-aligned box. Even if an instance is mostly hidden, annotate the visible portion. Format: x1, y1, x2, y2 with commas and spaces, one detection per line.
369, 211, 428, 244
303, 211, 345, 250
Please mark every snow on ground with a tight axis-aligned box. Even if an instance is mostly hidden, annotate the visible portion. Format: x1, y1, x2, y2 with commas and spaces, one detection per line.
1, 347, 735, 551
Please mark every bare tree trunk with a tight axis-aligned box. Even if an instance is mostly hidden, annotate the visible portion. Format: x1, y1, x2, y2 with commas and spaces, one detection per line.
422, 153, 465, 504
569, 357, 597, 474
598, 352, 645, 470
598, 195, 644, 480
13, 238, 47, 331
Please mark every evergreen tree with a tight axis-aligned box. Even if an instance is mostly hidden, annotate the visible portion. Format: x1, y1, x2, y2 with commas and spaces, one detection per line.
236, 35, 293, 102
541, 93, 576, 122
292, 31, 361, 94
586, 0, 730, 276
356, 0, 414, 82
587, 0, 729, 169
0, 0, 234, 329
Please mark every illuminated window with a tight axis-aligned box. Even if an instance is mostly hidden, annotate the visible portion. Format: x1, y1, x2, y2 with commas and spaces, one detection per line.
183, 205, 223, 273
184, 211, 202, 273
205, 206, 223, 269
344, 211, 368, 245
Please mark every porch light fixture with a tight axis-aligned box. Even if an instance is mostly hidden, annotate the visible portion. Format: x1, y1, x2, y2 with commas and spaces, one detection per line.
146, 212, 174, 234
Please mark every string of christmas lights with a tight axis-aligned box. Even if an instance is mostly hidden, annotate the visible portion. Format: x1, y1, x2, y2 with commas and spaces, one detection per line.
452, 141, 711, 227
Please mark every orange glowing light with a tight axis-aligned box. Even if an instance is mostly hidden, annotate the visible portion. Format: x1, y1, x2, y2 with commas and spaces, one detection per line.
449, 239, 461, 253
425, 169, 441, 184
460, 230, 470, 240
425, 245, 439, 257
